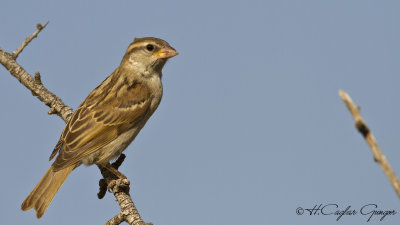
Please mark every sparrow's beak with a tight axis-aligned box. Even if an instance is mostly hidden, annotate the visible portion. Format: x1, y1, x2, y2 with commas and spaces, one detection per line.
154, 47, 179, 59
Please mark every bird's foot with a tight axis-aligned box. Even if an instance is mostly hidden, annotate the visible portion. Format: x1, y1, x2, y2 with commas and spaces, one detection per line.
107, 178, 130, 192
107, 180, 117, 192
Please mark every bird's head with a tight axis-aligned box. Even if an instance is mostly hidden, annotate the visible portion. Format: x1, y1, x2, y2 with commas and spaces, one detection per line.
121, 37, 178, 75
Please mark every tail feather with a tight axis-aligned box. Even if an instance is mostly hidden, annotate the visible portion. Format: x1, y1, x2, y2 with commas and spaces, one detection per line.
21, 165, 73, 218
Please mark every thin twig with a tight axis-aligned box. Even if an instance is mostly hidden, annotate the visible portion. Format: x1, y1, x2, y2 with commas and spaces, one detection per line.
12, 22, 49, 59
339, 89, 400, 198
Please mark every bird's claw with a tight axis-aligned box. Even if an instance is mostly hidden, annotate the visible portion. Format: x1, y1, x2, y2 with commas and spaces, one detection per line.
107, 180, 117, 192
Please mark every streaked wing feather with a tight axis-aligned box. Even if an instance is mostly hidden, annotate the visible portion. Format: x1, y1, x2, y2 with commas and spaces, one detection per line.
52, 80, 151, 171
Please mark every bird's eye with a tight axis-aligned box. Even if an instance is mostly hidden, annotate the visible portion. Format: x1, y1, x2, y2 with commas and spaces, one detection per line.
146, 44, 154, 51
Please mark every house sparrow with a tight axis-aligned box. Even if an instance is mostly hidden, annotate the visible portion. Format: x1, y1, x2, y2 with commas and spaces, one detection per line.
21, 37, 178, 218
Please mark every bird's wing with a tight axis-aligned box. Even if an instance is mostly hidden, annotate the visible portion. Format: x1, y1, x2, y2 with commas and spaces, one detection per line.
51, 78, 151, 171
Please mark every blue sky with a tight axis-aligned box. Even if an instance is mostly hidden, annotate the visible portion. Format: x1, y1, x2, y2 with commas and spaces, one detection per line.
1, 1, 399, 224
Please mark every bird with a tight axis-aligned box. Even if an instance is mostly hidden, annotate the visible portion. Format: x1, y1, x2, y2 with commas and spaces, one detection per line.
21, 37, 178, 218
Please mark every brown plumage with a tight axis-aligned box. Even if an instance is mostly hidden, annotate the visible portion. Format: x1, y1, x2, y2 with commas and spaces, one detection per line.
21, 37, 178, 218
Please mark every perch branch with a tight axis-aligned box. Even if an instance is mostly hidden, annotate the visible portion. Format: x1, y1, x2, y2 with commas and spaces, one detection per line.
339, 90, 400, 198
104, 179, 152, 225
1, 22, 150, 224
99, 155, 150, 225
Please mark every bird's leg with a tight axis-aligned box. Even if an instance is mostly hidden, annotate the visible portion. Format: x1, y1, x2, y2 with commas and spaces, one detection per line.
105, 163, 127, 191
99, 163, 128, 191
104, 163, 127, 179
97, 154, 128, 198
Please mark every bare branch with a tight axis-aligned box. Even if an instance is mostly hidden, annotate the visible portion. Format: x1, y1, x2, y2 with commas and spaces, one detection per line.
12, 22, 49, 59
105, 214, 124, 225
1, 23, 151, 224
104, 179, 151, 225
0, 48, 73, 122
339, 89, 400, 198
98, 155, 151, 225
11, 21, 49, 59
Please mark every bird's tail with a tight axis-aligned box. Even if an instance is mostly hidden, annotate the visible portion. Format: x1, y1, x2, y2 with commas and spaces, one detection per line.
21, 165, 73, 218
